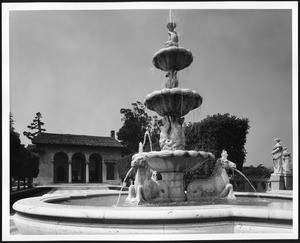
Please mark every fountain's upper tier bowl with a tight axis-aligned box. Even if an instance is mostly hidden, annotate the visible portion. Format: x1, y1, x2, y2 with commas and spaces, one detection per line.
136, 150, 215, 172
144, 88, 202, 117
152, 46, 193, 71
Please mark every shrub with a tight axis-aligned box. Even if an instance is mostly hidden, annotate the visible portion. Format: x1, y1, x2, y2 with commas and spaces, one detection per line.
116, 154, 134, 181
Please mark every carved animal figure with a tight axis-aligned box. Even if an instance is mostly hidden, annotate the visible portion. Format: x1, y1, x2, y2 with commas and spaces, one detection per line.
159, 116, 185, 151
186, 151, 236, 200
165, 71, 179, 89
125, 154, 169, 205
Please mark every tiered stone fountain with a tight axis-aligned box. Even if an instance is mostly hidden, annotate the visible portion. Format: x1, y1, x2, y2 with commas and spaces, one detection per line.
12, 18, 293, 236
126, 21, 215, 204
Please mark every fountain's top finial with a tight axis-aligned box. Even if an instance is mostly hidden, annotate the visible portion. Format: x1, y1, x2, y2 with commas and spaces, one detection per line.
167, 22, 176, 32
166, 22, 179, 47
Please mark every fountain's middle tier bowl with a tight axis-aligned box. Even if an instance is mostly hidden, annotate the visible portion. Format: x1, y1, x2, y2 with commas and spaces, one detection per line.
144, 88, 202, 117
137, 150, 215, 172
152, 46, 193, 71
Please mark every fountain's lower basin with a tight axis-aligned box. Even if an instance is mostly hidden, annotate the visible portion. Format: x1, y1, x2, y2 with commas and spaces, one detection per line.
13, 191, 293, 235
131, 150, 215, 202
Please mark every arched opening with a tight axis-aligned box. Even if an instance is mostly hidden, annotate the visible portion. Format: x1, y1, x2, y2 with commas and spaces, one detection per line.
53, 152, 68, 183
57, 166, 65, 181
89, 153, 103, 183
72, 153, 85, 183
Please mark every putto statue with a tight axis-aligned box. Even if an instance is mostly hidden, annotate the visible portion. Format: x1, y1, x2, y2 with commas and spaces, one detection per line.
186, 150, 236, 201
282, 147, 292, 174
165, 22, 179, 47
271, 138, 283, 174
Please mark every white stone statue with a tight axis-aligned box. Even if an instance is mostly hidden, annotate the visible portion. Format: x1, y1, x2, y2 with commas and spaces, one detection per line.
125, 154, 169, 205
159, 116, 185, 151
282, 147, 292, 174
186, 150, 236, 201
271, 138, 283, 174
165, 22, 179, 47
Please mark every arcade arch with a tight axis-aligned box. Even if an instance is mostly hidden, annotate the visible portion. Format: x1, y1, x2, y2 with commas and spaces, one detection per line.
72, 153, 86, 183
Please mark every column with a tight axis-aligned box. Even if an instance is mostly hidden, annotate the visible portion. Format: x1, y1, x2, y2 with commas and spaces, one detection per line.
51, 160, 54, 183
85, 161, 89, 183
68, 161, 72, 183
161, 172, 185, 202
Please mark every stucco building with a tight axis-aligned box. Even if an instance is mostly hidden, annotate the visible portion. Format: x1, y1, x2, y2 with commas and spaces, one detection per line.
30, 131, 123, 186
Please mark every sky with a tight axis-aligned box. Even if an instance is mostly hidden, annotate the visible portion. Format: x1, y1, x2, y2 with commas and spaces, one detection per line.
6, 3, 297, 169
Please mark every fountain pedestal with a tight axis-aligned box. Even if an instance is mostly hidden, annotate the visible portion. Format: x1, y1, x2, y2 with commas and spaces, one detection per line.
127, 21, 215, 205
161, 172, 186, 202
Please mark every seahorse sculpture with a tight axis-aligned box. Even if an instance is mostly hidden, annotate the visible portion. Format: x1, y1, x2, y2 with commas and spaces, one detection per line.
186, 150, 236, 200
125, 154, 169, 205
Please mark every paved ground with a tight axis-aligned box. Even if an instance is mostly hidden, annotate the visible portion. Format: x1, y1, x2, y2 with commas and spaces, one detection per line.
10, 213, 20, 235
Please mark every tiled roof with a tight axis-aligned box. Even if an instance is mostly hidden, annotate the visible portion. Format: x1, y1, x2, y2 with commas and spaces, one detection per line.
32, 133, 123, 148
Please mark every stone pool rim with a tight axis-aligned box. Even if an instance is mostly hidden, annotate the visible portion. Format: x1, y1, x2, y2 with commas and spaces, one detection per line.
13, 191, 292, 222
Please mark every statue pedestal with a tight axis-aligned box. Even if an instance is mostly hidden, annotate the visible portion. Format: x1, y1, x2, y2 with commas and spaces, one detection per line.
283, 172, 293, 190
269, 173, 285, 190
161, 172, 186, 202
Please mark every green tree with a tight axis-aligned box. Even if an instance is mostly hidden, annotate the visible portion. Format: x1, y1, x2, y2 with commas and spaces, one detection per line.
233, 164, 272, 179
117, 101, 161, 155
116, 154, 135, 184
184, 113, 250, 173
10, 112, 15, 132
10, 113, 40, 190
20, 146, 40, 188
23, 112, 46, 141
10, 113, 24, 191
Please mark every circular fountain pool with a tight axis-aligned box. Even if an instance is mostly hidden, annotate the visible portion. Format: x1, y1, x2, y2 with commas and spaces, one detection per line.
13, 190, 293, 235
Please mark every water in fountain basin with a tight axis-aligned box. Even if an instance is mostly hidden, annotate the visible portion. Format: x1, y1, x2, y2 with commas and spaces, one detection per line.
57, 195, 291, 209
232, 168, 260, 198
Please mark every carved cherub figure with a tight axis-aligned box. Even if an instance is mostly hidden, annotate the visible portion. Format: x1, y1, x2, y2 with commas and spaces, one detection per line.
165, 22, 179, 47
